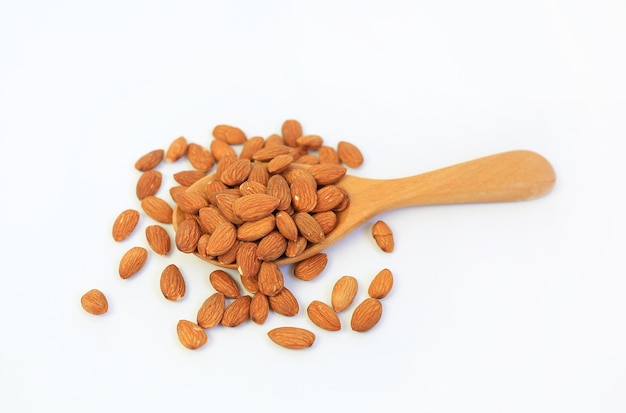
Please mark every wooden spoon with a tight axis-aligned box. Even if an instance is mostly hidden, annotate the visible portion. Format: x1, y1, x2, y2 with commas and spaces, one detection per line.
173, 149, 556, 268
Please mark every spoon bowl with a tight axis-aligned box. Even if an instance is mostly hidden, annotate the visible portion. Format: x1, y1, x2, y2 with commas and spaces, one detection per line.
173, 149, 556, 268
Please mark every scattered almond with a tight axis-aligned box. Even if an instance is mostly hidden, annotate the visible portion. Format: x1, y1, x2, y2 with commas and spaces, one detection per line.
293, 253, 328, 281
250, 293, 269, 325
319, 145, 340, 164
368, 268, 393, 299
197, 292, 226, 328
209, 269, 241, 298
160, 264, 186, 301
221, 295, 251, 327
307, 300, 341, 331
187, 143, 215, 171
210, 139, 237, 161
257, 261, 284, 297
213, 124, 247, 145
267, 327, 315, 349
80, 289, 108, 315
136, 170, 162, 200
331, 275, 358, 312
177, 320, 207, 350
281, 119, 303, 147
372, 220, 394, 252
268, 287, 299, 316
141, 196, 173, 224
337, 141, 364, 168
135, 149, 164, 171
173, 170, 207, 187
350, 297, 382, 332
165, 136, 188, 162
145, 225, 171, 255
112, 209, 140, 242
119, 246, 148, 279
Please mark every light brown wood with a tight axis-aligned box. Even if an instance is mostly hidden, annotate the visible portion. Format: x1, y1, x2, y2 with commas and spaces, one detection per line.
173, 150, 556, 268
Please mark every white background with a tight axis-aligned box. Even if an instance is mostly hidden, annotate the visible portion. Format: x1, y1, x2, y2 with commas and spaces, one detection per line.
1, 1, 625, 412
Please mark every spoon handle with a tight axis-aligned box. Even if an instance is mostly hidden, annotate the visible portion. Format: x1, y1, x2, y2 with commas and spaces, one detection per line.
351, 150, 556, 213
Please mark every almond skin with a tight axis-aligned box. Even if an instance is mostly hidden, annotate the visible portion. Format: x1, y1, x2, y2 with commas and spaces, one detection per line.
266, 174, 292, 211
312, 185, 345, 212
204, 221, 237, 256
257, 261, 284, 297
256, 231, 287, 261
177, 320, 207, 350
251, 144, 292, 162
319, 145, 340, 164
368, 268, 394, 299
119, 246, 148, 279
176, 191, 209, 215
331, 275, 358, 312
209, 270, 241, 298
160, 264, 186, 301
267, 154, 294, 174
232, 194, 280, 222
268, 287, 299, 316
112, 209, 140, 242
175, 218, 202, 253
173, 170, 207, 187
307, 300, 341, 331
313, 211, 337, 235
275, 210, 298, 241
210, 139, 238, 161
236, 242, 261, 278
213, 124, 247, 145
281, 119, 303, 147
290, 176, 318, 212
136, 170, 162, 200
308, 164, 347, 185
80, 289, 108, 315
135, 149, 164, 171
165, 136, 188, 162
144, 225, 171, 255
221, 295, 251, 327
350, 298, 383, 332
197, 292, 226, 328
250, 293, 269, 325
267, 327, 315, 349
239, 136, 266, 160
296, 134, 323, 150
220, 158, 252, 186
337, 141, 364, 168
372, 220, 394, 252
141, 196, 173, 224
293, 212, 325, 244
236, 214, 276, 241
293, 253, 328, 281
285, 236, 307, 258
187, 142, 215, 171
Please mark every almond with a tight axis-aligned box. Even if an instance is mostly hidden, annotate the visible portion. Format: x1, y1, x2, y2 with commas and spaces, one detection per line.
240, 272, 259, 294
112, 209, 140, 242
372, 220, 394, 252
217, 240, 240, 265
239, 180, 267, 196
176, 320, 207, 350
312, 185, 345, 212
257, 261, 284, 297
212, 124, 247, 145
187, 142, 215, 171
337, 141, 364, 168
196, 233, 213, 259
293, 253, 328, 281
251, 145, 291, 162
248, 162, 270, 185
267, 154, 294, 174
267, 327, 314, 349
210, 139, 237, 161
290, 177, 318, 212
350, 297, 382, 332
145, 225, 171, 255
160, 264, 186, 301
176, 191, 209, 214
285, 236, 307, 258
205, 180, 229, 201
197, 292, 226, 328
307, 300, 340, 331
209, 269, 241, 298
256, 231, 287, 261
165, 136, 188, 162
265, 133, 284, 147
239, 136, 266, 160
135, 149, 164, 171
119, 246, 148, 279
237, 215, 276, 241
293, 212, 325, 244
368, 268, 393, 299
296, 134, 323, 150
220, 158, 252, 186
175, 218, 202, 253
281, 119, 303, 147
313, 211, 337, 234
236, 242, 261, 278
275, 210, 298, 241
198, 206, 228, 233
331, 275, 358, 312
308, 164, 347, 185
214, 192, 244, 225
266, 174, 292, 210
319, 145, 340, 164
136, 170, 162, 200
232, 194, 280, 222
221, 295, 251, 327
80, 289, 108, 315
173, 170, 207, 186
204, 221, 236, 256
169, 185, 188, 202
141, 196, 173, 224
268, 287, 298, 316
250, 293, 269, 325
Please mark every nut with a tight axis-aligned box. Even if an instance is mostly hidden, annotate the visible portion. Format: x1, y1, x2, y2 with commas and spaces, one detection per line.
80, 289, 108, 315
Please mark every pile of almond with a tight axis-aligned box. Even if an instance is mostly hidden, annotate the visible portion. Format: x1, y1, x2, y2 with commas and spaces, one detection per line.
81, 120, 396, 351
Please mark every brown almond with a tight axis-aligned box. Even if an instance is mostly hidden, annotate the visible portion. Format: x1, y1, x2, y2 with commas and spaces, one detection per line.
368, 268, 393, 299
187, 142, 215, 171
268, 327, 314, 349
221, 295, 251, 327
312, 185, 345, 212
217, 240, 240, 265
209, 269, 241, 298
350, 297, 383, 332
80, 289, 108, 315
160, 264, 186, 301
267, 154, 294, 174
205, 221, 237, 256
205, 180, 229, 201
293, 154, 319, 165
239, 180, 267, 196
285, 236, 307, 258
256, 231, 287, 261
250, 293, 269, 325
293, 253, 328, 281
281, 119, 303, 147
173, 170, 207, 187
213, 124, 247, 145
169, 185, 188, 203
232, 194, 280, 222
237, 214, 276, 241
198, 206, 228, 233
239, 136, 266, 160
293, 212, 325, 244
290, 177, 318, 212
296, 134, 323, 150
265, 133, 284, 147
319, 145, 340, 164
268, 286, 298, 316
210, 139, 237, 161
197, 292, 226, 328
308, 164, 347, 185
214, 192, 244, 225
141, 196, 173, 224
176, 191, 209, 215
288, 146, 308, 161
175, 218, 202, 253
281, 166, 317, 186
119, 246, 148, 279
275, 210, 298, 241
240, 272, 259, 294
331, 275, 358, 312
220, 158, 252, 186
251, 145, 292, 162
136, 170, 162, 200
266, 174, 292, 210
145, 225, 171, 255
372, 220, 394, 252
177, 320, 207, 350
215, 155, 238, 182
196, 233, 213, 259
236, 242, 261, 279
307, 300, 340, 331
165, 136, 188, 162
337, 141, 364, 168
313, 211, 337, 235
257, 261, 284, 297
135, 149, 164, 171
112, 209, 140, 242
